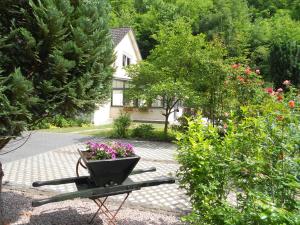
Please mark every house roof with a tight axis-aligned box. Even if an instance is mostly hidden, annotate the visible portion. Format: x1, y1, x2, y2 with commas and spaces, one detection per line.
110, 27, 132, 46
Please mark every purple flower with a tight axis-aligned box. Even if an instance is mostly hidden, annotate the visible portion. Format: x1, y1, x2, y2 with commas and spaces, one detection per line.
85, 141, 134, 160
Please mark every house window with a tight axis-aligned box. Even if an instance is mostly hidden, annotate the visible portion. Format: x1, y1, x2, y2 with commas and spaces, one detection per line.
122, 55, 131, 67
111, 79, 129, 107
112, 90, 124, 106
112, 80, 124, 89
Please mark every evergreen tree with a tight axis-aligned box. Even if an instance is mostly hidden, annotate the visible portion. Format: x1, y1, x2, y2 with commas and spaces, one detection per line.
0, 0, 114, 137
270, 40, 300, 87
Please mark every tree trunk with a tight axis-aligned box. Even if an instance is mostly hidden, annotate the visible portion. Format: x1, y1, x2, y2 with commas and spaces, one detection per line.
164, 114, 169, 136
0, 161, 3, 193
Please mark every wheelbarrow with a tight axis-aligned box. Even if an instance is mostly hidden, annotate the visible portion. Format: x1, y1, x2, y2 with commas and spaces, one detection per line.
32, 156, 175, 225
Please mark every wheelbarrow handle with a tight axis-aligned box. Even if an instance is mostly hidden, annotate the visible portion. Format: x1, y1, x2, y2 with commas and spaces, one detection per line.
32, 176, 90, 187
130, 167, 156, 175
32, 176, 175, 207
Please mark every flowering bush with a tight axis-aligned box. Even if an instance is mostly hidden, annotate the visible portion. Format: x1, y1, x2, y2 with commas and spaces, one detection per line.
85, 142, 135, 160
177, 78, 300, 224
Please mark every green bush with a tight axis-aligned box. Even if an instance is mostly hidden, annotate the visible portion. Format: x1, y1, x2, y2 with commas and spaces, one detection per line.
131, 124, 155, 139
33, 115, 90, 129
177, 91, 300, 224
112, 113, 131, 138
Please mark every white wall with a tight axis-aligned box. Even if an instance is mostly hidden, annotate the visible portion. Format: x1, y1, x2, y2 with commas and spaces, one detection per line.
113, 32, 141, 80
110, 107, 183, 124
93, 102, 112, 125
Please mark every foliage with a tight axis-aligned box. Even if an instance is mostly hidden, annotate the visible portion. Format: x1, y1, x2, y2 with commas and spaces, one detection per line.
249, 12, 300, 81
0, 68, 37, 136
198, 0, 251, 59
247, 0, 300, 19
85, 141, 134, 160
34, 115, 91, 129
270, 40, 300, 88
0, 0, 114, 137
171, 110, 197, 132
177, 84, 300, 224
109, 0, 300, 84
131, 124, 154, 139
112, 113, 131, 138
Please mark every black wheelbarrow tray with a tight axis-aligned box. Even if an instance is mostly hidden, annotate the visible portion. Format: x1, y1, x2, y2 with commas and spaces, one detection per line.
31, 167, 175, 225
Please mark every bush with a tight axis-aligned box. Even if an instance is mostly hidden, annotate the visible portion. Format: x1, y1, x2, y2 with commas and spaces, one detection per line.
131, 124, 155, 139
33, 115, 91, 129
112, 113, 131, 138
177, 88, 300, 224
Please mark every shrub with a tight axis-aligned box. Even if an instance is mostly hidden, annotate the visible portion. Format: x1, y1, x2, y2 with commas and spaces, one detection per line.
33, 115, 91, 129
112, 113, 131, 138
131, 124, 155, 139
177, 85, 300, 224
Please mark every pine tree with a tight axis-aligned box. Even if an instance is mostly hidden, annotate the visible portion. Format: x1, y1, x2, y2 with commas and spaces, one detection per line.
0, 0, 114, 190
0, 0, 114, 137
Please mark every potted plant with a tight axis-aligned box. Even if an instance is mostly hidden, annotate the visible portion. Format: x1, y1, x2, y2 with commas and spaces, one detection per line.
78, 142, 140, 187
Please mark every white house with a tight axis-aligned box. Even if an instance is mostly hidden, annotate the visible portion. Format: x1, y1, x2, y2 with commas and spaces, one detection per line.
93, 28, 183, 125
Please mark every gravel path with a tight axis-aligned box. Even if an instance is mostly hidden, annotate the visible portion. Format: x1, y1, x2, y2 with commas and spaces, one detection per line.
0, 187, 184, 225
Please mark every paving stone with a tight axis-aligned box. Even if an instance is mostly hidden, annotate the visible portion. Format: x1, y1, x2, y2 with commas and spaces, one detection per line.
2, 138, 191, 212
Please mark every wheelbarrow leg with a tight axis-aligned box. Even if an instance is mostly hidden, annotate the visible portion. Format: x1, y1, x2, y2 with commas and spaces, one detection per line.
91, 193, 130, 225
89, 197, 108, 224
108, 193, 130, 225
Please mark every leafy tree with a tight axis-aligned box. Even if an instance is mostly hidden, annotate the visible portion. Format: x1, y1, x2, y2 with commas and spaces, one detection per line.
249, 12, 300, 80
127, 62, 193, 136
109, 0, 137, 28
128, 20, 230, 133
127, 20, 202, 135
198, 0, 251, 59
247, 0, 300, 19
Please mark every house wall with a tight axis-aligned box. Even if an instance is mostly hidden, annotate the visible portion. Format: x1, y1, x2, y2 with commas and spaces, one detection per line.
110, 107, 180, 124
93, 101, 112, 125
113, 32, 140, 79
93, 31, 141, 125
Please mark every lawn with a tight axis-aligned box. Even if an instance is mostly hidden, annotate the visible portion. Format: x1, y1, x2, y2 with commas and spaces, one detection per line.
40, 122, 167, 137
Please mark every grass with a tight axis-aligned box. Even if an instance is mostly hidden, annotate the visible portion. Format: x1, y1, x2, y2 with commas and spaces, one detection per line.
39, 122, 176, 142
40, 124, 112, 134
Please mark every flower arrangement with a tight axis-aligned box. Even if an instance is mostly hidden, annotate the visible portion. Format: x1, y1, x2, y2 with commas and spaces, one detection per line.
85, 141, 135, 160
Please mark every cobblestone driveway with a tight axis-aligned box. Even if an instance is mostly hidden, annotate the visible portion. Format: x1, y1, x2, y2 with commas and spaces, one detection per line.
2, 136, 190, 213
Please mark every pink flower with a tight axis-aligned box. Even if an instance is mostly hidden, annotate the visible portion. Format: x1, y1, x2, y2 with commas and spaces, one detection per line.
277, 88, 283, 93
255, 69, 260, 74
264, 87, 273, 94
283, 80, 291, 86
